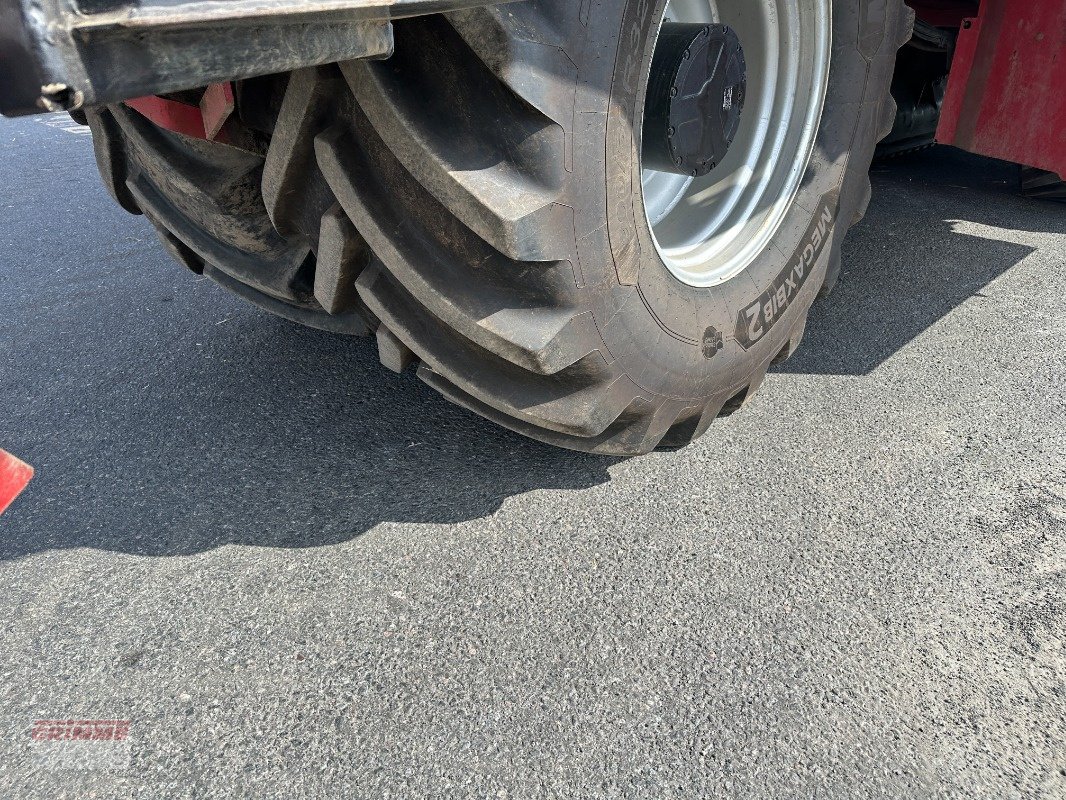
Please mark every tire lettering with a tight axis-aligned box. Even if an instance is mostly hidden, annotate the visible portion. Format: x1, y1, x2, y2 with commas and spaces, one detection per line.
745, 303, 764, 342
734, 191, 839, 349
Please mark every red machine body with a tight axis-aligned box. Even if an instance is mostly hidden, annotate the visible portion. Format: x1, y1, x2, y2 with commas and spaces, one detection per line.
925, 0, 1066, 177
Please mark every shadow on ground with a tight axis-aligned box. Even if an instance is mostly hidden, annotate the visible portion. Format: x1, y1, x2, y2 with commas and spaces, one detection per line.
1, 147, 1057, 559
1, 317, 618, 558
780, 146, 1065, 376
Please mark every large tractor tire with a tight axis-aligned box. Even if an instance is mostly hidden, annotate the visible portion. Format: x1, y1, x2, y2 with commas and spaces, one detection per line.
86, 0, 913, 455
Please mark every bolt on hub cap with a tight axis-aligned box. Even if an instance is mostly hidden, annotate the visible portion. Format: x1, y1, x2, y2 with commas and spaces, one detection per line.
640, 0, 832, 287
642, 23, 747, 178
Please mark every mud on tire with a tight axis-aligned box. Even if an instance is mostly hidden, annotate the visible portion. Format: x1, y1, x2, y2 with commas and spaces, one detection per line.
88, 0, 914, 455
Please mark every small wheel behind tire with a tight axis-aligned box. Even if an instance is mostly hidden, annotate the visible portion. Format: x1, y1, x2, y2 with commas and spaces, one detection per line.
88, 0, 914, 455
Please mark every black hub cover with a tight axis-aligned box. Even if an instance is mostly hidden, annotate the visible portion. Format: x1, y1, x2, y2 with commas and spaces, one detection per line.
642, 22, 747, 178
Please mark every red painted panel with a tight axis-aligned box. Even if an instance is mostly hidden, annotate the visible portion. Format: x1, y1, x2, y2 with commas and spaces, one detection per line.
0, 449, 33, 515
909, 0, 979, 28
125, 95, 208, 139
125, 84, 235, 144
937, 0, 1066, 176
200, 82, 235, 140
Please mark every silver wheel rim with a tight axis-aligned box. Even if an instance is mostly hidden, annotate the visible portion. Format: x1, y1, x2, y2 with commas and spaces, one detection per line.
640, 0, 832, 287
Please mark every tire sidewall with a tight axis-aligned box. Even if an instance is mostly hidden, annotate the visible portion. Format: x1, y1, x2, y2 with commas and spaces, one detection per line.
567, 0, 896, 403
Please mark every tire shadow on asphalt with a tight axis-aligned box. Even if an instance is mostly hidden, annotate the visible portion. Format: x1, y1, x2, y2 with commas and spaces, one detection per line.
779, 146, 1065, 376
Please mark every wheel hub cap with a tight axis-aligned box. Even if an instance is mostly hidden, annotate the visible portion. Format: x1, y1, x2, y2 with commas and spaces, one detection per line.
642, 23, 747, 178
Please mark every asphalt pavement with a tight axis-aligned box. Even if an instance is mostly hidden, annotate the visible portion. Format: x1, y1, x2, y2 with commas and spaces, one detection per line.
1, 112, 1064, 798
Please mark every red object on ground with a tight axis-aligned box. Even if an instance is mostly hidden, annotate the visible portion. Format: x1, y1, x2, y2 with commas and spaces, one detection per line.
0, 449, 33, 515
937, 0, 1066, 177
125, 83, 235, 144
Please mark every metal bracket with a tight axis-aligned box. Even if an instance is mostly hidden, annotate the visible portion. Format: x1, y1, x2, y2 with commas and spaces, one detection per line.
0, 0, 517, 116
